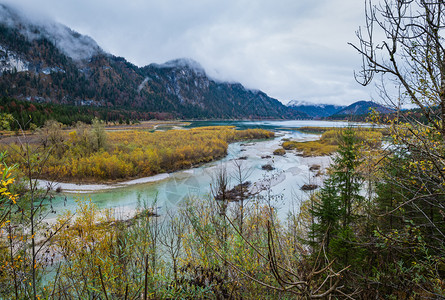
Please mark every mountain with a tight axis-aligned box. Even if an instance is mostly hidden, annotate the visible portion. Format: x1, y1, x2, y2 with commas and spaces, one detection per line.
330, 100, 394, 118
286, 100, 345, 119
0, 4, 306, 120
138, 59, 307, 119
286, 100, 394, 120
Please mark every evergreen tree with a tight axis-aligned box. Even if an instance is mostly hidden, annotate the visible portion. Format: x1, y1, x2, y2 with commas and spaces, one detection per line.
333, 127, 363, 228
309, 127, 364, 263
310, 177, 341, 253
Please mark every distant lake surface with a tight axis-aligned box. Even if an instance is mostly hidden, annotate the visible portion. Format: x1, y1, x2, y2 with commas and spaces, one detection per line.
48, 120, 365, 220
187, 120, 368, 130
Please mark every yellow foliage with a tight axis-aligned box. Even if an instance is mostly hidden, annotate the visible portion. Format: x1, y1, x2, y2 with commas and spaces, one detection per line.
0, 126, 273, 182
283, 128, 383, 157
0, 156, 17, 209
273, 148, 286, 156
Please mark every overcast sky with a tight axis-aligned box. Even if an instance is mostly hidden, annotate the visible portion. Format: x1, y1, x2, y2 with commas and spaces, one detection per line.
3, 0, 375, 105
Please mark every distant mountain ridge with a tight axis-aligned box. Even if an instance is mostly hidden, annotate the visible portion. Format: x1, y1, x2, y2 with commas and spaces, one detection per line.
331, 100, 394, 117
287, 100, 345, 119
287, 100, 394, 120
0, 4, 306, 120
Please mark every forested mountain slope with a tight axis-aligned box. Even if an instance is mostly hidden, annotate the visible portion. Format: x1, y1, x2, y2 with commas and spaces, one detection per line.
0, 4, 305, 120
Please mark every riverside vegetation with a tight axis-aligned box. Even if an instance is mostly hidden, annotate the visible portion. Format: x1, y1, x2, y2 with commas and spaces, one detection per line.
2, 0, 445, 297
279, 127, 384, 157
0, 121, 274, 182
0, 116, 444, 299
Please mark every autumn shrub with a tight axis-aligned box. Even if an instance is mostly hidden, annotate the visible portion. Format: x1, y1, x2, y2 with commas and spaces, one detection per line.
355, 128, 383, 149
45, 183, 343, 299
293, 141, 338, 156
282, 141, 297, 150
296, 126, 333, 134
53, 199, 143, 298
283, 128, 383, 157
0, 126, 274, 182
0, 153, 18, 296
273, 148, 286, 156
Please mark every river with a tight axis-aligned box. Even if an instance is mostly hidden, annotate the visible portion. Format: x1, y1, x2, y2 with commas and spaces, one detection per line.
44, 120, 364, 220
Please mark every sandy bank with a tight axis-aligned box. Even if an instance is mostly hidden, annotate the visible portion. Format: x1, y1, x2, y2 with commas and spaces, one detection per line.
37, 154, 332, 194
37, 173, 170, 193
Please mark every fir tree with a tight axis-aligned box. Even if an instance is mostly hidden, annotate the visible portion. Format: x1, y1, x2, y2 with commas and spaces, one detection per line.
310, 177, 341, 253
333, 127, 363, 228
310, 127, 364, 262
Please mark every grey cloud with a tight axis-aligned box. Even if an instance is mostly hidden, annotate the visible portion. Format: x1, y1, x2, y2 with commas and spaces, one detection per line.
0, 3, 102, 61
1, 0, 370, 105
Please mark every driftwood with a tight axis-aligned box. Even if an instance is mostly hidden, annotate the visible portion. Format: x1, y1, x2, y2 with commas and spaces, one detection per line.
215, 181, 252, 202
262, 164, 274, 171
301, 184, 318, 191
309, 164, 321, 171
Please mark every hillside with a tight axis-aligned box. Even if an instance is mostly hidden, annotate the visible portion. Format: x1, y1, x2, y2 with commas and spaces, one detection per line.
0, 4, 306, 120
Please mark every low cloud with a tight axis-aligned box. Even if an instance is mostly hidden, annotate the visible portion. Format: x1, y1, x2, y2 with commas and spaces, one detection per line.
1, 0, 371, 105
137, 77, 150, 93
0, 4, 102, 61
